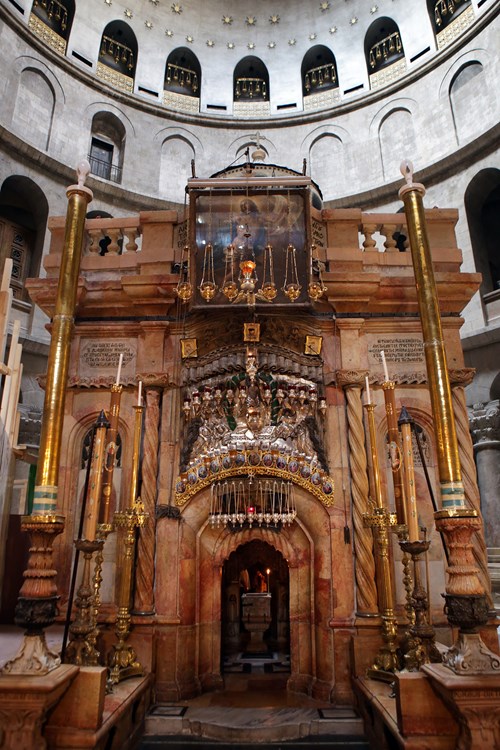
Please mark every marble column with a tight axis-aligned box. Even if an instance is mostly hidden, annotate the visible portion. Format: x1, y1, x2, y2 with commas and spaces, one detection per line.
133, 387, 161, 615
469, 398, 500, 611
336, 370, 378, 616
450, 369, 492, 607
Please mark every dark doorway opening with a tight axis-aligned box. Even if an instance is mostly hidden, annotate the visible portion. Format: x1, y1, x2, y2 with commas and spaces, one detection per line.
221, 539, 290, 674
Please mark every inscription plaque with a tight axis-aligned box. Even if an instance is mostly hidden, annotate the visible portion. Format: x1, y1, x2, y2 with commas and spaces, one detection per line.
80, 340, 136, 378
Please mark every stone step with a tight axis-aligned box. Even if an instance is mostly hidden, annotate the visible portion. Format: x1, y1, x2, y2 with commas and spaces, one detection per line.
143, 706, 368, 746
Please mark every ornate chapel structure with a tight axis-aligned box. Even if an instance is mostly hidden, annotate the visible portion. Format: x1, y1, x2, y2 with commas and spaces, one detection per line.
0, 1, 499, 749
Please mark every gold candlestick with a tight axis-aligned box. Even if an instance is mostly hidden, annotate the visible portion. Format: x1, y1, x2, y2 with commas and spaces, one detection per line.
400, 161, 498, 674
100, 383, 123, 527
382, 381, 406, 526
398, 406, 419, 542
83, 410, 110, 541
108, 401, 147, 683
363, 401, 401, 679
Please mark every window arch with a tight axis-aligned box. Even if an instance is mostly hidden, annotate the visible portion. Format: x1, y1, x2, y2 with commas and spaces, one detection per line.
365, 17, 405, 88
301, 45, 338, 98
13, 68, 55, 151
88, 112, 126, 184
29, 0, 75, 54
233, 57, 269, 102
0, 176, 48, 305
98, 21, 137, 93
465, 169, 500, 300
450, 62, 486, 144
427, 0, 472, 35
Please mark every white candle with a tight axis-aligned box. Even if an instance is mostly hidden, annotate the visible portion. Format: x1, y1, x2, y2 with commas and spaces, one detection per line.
365, 376, 371, 405
380, 350, 390, 382
137, 380, 142, 406
115, 352, 124, 385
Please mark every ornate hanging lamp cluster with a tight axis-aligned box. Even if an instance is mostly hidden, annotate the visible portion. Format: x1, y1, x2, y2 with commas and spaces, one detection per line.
166, 63, 199, 93
99, 35, 135, 71
369, 31, 402, 70
304, 63, 337, 92
235, 77, 267, 100
434, 0, 463, 26
33, 0, 68, 31
209, 477, 297, 529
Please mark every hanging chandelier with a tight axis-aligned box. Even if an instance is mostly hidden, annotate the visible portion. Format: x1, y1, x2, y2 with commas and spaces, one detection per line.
209, 477, 297, 529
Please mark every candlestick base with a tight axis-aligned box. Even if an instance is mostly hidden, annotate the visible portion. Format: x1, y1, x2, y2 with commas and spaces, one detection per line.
64, 539, 103, 667
400, 539, 442, 671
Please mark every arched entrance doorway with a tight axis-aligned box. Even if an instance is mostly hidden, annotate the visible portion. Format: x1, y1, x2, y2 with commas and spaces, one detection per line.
221, 539, 290, 673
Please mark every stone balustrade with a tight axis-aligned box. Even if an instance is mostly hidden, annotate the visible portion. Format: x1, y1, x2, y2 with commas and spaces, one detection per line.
26, 206, 477, 320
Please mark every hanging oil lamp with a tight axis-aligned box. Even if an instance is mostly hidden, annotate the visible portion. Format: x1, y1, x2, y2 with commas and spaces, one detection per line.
283, 243, 301, 301
199, 242, 217, 300
175, 244, 193, 302
307, 244, 327, 302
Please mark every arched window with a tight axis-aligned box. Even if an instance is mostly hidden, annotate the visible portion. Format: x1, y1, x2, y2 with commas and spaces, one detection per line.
233, 57, 269, 102
29, 0, 75, 55
88, 112, 125, 184
427, 0, 473, 37
97, 21, 137, 93
465, 169, 500, 305
163, 48, 201, 114
365, 17, 405, 89
0, 176, 48, 305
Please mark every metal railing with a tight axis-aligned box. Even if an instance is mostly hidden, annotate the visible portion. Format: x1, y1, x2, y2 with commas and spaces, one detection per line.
88, 154, 122, 184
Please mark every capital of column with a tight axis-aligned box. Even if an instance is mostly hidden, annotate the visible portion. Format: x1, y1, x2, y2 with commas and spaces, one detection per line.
468, 399, 500, 449
449, 368, 476, 388
335, 369, 369, 389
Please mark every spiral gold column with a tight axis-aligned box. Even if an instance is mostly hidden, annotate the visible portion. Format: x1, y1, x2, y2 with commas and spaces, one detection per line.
2, 162, 92, 675
399, 161, 498, 674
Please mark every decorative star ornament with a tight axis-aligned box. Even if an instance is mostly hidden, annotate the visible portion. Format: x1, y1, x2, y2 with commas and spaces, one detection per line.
124, 8, 133, 17
309, 33, 317, 40
329, 25, 337, 33
186, 35, 194, 43
288, 39, 296, 46
268, 41, 276, 48
222, 15, 233, 25
370, 5, 378, 13
145, 20, 153, 28
227, 41, 235, 49
350, 16, 358, 24
206, 39, 215, 47
269, 15, 280, 25
319, 2, 330, 11
165, 28, 174, 36
247, 42, 255, 50
171, 3, 182, 13
150, 0, 159, 5
104, 0, 112, 6
246, 16, 256, 26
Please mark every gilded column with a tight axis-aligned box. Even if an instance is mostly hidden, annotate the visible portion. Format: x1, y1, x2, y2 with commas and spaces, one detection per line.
3, 162, 92, 675
336, 370, 378, 615
450, 369, 492, 606
134, 386, 161, 614
399, 161, 498, 673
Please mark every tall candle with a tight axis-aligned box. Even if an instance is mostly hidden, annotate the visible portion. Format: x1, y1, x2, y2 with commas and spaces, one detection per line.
380, 350, 390, 382
137, 380, 142, 406
115, 352, 123, 386
365, 376, 371, 405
